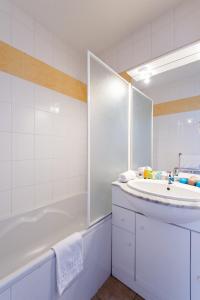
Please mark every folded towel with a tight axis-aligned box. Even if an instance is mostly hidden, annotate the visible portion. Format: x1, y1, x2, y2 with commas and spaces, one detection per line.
52, 232, 83, 296
118, 170, 136, 183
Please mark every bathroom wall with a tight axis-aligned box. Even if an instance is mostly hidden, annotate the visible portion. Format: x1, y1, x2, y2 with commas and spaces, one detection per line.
0, 0, 87, 220
141, 74, 200, 104
100, 0, 200, 73
97, 0, 200, 172
153, 110, 200, 170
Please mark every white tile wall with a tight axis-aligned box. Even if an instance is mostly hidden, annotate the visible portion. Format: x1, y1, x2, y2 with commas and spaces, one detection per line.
35, 110, 53, 135
12, 186, 35, 215
0, 0, 12, 14
13, 160, 35, 188
0, 289, 10, 300
151, 11, 174, 58
0, 1, 87, 220
13, 105, 35, 134
100, 0, 200, 72
0, 10, 11, 44
12, 18, 35, 56
115, 35, 135, 72
35, 23, 53, 65
139, 74, 200, 104
174, 0, 200, 49
13, 134, 34, 161
0, 103, 12, 131
0, 190, 11, 219
12, 77, 35, 107
0, 0, 84, 80
0, 161, 11, 191
0, 133, 12, 161
133, 25, 152, 66
36, 183, 53, 207
153, 110, 200, 171
0, 71, 87, 220
0, 72, 12, 102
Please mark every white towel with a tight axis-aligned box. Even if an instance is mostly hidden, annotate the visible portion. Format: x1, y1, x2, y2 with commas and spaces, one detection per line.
52, 232, 83, 296
118, 170, 136, 183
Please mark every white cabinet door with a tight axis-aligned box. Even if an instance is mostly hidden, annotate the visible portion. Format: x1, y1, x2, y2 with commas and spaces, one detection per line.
191, 232, 200, 300
112, 205, 135, 233
112, 225, 135, 289
136, 214, 190, 300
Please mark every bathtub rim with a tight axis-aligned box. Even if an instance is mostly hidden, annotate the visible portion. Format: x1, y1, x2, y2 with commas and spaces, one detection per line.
0, 214, 111, 295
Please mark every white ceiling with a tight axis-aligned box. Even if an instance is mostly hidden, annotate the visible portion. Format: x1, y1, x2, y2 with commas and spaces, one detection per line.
12, 0, 183, 54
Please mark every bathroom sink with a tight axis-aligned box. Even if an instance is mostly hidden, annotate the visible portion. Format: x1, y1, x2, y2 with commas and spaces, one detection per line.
127, 179, 200, 202
113, 179, 200, 224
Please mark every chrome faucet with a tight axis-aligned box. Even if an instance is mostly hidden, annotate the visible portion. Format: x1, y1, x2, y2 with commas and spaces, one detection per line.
173, 167, 179, 176
167, 172, 174, 191
168, 172, 174, 185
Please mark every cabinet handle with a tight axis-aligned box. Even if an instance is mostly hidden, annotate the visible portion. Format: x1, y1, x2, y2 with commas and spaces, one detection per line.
197, 275, 200, 281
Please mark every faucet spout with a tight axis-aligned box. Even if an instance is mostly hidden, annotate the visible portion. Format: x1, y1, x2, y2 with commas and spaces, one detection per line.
168, 172, 174, 185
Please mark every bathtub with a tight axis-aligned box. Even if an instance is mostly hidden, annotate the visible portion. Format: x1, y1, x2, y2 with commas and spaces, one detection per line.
0, 193, 111, 300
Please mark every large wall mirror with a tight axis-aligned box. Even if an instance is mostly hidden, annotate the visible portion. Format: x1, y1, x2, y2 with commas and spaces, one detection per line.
130, 41, 200, 174
131, 87, 153, 169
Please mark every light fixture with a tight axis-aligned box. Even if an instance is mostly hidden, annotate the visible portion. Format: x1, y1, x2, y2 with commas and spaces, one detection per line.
144, 76, 150, 84
187, 118, 193, 124
50, 105, 60, 114
128, 40, 200, 82
134, 66, 152, 84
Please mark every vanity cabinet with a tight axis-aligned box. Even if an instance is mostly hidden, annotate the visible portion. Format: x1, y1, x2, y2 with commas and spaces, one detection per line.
112, 203, 190, 300
136, 214, 190, 300
112, 205, 135, 289
191, 232, 200, 300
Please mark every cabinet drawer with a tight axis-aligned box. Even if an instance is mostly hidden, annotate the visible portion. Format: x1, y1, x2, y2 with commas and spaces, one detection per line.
112, 205, 135, 233
112, 225, 135, 288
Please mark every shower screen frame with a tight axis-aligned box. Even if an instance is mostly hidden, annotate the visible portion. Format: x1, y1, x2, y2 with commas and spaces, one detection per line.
87, 52, 131, 226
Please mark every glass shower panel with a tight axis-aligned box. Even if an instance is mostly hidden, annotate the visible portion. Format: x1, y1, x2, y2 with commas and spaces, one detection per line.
88, 53, 129, 225
131, 87, 153, 169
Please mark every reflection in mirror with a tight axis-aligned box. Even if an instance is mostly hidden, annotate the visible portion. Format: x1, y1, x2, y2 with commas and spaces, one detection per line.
131, 88, 153, 169
131, 43, 200, 174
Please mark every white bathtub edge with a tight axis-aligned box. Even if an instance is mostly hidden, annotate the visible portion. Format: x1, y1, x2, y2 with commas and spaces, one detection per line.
0, 214, 112, 294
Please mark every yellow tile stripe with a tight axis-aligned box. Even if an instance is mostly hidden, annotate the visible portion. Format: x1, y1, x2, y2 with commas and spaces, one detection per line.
154, 95, 200, 116
5, 39, 195, 116
119, 71, 133, 83
0, 41, 87, 102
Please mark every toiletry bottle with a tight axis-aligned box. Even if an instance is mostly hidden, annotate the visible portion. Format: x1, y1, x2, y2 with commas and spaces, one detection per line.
143, 166, 152, 179
155, 171, 162, 180
152, 171, 156, 180
196, 181, 200, 188
188, 176, 198, 186
148, 170, 153, 179
144, 169, 149, 179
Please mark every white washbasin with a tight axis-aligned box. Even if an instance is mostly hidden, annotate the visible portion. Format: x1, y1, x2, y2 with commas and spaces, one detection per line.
127, 179, 200, 202
114, 179, 200, 224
